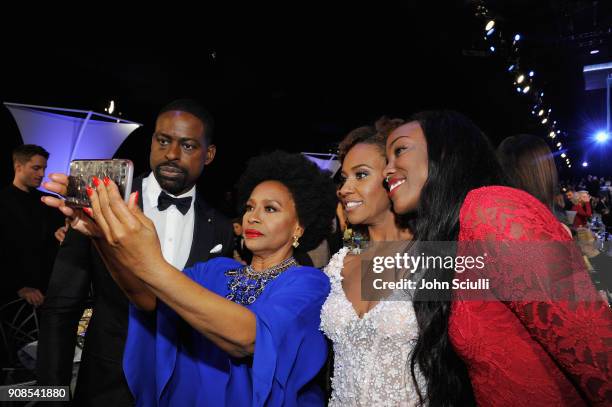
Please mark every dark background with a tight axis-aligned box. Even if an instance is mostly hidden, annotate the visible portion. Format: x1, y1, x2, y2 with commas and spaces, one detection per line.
2, 1, 611, 209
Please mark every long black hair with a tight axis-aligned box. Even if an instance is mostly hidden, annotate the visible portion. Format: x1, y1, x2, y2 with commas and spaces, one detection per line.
404, 111, 505, 406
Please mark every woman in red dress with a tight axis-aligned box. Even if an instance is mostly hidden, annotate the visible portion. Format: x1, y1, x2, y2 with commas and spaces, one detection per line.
383, 110, 611, 406
572, 191, 593, 228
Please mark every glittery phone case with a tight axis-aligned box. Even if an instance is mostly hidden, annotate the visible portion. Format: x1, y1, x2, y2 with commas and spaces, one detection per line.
66, 159, 134, 207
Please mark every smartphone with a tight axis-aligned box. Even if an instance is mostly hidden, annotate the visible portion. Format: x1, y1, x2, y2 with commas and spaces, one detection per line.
65, 159, 134, 207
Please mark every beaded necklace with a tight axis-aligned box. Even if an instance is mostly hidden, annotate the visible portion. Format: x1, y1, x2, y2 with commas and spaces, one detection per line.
225, 257, 298, 305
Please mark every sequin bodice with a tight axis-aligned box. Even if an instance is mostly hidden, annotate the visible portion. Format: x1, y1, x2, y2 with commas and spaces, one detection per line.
320, 248, 425, 406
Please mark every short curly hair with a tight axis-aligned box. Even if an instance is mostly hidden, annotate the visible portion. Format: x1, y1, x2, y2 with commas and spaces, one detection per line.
236, 151, 338, 251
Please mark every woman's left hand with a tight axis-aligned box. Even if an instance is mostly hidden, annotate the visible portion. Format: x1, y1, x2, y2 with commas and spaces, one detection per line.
89, 177, 165, 278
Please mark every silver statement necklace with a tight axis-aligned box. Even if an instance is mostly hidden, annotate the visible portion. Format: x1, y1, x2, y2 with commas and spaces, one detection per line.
225, 256, 298, 305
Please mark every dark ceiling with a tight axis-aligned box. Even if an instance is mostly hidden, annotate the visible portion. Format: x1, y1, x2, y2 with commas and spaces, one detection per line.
1, 1, 611, 204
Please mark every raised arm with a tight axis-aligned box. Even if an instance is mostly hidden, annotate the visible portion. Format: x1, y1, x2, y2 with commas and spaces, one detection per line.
86, 177, 257, 358
41, 174, 156, 311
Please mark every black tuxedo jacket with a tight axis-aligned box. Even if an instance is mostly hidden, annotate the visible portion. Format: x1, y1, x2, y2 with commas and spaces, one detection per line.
36, 176, 234, 406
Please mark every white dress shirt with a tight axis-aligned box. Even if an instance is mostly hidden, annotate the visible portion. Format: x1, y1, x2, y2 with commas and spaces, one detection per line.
142, 172, 195, 270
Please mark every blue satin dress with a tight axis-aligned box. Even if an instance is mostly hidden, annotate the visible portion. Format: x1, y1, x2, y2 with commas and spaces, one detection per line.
122, 257, 330, 406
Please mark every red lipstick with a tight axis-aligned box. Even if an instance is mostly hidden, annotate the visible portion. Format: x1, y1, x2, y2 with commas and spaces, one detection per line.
244, 229, 263, 238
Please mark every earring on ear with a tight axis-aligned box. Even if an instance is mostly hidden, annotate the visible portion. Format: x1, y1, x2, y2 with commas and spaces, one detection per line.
292, 235, 300, 248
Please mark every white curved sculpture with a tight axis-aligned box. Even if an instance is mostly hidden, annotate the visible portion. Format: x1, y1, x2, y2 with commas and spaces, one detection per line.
4, 102, 142, 190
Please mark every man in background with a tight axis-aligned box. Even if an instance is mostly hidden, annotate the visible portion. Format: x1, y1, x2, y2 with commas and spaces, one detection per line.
0, 144, 64, 367
0, 145, 64, 307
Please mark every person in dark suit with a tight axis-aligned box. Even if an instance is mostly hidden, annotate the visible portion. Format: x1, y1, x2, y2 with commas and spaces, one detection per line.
36, 99, 234, 406
0, 145, 64, 307
0, 145, 64, 367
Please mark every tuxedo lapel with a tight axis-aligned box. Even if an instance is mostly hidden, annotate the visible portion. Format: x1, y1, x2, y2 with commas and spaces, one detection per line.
185, 191, 215, 268
131, 176, 144, 209
134, 174, 214, 268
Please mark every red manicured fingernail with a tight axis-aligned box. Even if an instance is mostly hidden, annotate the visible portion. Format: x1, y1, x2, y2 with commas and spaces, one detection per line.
83, 207, 93, 217
134, 191, 139, 203
86, 186, 93, 197
92, 176, 100, 187
103, 176, 110, 186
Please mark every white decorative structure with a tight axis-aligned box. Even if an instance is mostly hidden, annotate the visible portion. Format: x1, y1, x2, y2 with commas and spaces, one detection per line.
4, 102, 142, 188
302, 152, 340, 177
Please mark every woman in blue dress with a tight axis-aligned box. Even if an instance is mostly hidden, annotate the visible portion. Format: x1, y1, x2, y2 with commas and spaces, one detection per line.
42, 151, 338, 406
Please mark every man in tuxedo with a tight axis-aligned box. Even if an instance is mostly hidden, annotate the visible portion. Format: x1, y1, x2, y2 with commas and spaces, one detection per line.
36, 99, 234, 406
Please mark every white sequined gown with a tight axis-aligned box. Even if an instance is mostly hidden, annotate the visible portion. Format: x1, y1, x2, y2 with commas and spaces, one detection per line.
320, 247, 425, 406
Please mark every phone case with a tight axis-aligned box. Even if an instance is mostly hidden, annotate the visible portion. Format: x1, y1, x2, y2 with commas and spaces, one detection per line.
66, 159, 134, 207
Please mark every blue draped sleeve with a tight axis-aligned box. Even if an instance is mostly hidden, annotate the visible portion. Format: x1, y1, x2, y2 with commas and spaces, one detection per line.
123, 257, 330, 407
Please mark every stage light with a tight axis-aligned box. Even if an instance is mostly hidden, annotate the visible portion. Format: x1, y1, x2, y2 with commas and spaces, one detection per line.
528, 71, 534, 77
485, 20, 495, 31
561, 153, 566, 158
516, 74, 525, 84
549, 131, 556, 138
490, 46, 496, 52
568, 164, 571, 168
522, 86, 530, 93
108, 100, 115, 115
540, 92, 544, 97
582, 161, 588, 167
556, 142, 562, 147
541, 118, 548, 124
508, 64, 516, 72
487, 28, 495, 36
516, 87, 522, 92
595, 131, 609, 143
590, 49, 600, 55
514, 34, 521, 42
538, 109, 544, 116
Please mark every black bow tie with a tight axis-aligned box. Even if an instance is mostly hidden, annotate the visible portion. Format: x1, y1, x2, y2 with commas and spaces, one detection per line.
157, 191, 192, 215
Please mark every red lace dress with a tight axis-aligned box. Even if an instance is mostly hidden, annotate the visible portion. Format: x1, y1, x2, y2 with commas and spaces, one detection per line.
449, 186, 612, 406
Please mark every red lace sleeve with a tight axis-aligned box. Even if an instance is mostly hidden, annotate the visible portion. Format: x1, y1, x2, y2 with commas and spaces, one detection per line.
459, 186, 612, 405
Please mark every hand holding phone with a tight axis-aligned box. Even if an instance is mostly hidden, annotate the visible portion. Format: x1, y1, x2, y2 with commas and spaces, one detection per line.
41, 173, 103, 239
66, 159, 134, 207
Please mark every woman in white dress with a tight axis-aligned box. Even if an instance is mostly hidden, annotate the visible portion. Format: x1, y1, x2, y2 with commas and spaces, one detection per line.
320, 120, 425, 406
